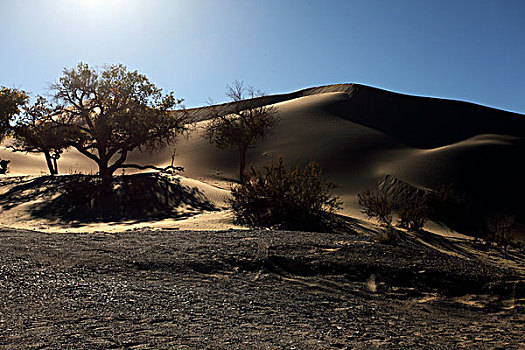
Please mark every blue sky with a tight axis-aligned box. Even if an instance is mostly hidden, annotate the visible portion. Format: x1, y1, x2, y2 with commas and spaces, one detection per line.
1, 0, 524, 113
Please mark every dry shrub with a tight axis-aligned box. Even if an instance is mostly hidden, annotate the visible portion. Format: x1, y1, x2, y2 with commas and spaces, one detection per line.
398, 195, 428, 232
358, 189, 393, 228
486, 212, 515, 250
376, 226, 400, 244
426, 184, 469, 230
229, 157, 342, 231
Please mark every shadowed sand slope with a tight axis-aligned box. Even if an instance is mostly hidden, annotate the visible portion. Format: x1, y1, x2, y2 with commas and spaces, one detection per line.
1, 84, 524, 221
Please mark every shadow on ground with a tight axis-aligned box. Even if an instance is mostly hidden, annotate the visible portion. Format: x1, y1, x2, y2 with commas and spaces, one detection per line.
0, 173, 217, 222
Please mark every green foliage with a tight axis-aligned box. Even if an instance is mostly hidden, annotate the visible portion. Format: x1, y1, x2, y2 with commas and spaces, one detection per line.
49, 62, 189, 178
0, 87, 29, 141
229, 157, 342, 231
358, 189, 393, 227
205, 109, 277, 151
10, 96, 70, 174
205, 80, 279, 182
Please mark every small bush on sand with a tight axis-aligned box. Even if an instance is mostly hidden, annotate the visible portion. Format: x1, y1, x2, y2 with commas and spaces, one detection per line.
486, 212, 515, 251
229, 157, 342, 231
358, 189, 393, 228
398, 195, 428, 232
376, 226, 400, 244
358, 189, 401, 243
426, 184, 469, 231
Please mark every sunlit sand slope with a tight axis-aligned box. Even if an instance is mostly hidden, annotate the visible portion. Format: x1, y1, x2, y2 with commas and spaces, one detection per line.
1, 84, 524, 219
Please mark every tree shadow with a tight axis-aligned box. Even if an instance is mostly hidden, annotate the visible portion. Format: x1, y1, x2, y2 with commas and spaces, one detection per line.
330, 214, 377, 236
0, 173, 217, 223
0, 175, 69, 210
399, 230, 478, 260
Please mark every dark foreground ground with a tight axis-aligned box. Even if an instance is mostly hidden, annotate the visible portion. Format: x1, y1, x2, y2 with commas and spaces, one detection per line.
0, 227, 523, 349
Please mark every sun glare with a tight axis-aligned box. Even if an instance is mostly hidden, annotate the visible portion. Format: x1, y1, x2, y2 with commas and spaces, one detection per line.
77, 0, 122, 12
58, 0, 132, 22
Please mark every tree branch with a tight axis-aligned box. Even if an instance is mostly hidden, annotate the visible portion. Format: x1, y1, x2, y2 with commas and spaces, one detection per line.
117, 164, 184, 173
69, 142, 100, 163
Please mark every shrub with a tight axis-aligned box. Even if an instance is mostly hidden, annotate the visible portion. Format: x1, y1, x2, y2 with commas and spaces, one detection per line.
486, 212, 515, 250
358, 189, 393, 227
376, 226, 400, 244
229, 157, 342, 231
426, 184, 470, 231
398, 195, 428, 232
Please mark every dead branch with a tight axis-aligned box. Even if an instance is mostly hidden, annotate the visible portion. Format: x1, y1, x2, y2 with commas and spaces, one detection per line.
118, 164, 184, 173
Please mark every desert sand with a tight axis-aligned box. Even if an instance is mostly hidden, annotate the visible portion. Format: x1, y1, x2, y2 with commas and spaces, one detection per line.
1, 84, 524, 348
1, 83, 524, 233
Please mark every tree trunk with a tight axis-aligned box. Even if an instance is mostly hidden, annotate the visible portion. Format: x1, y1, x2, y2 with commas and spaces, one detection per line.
239, 146, 247, 183
52, 157, 58, 175
97, 157, 114, 219
43, 151, 57, 175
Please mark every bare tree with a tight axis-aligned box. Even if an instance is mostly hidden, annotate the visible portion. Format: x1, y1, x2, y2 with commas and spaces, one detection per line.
204, 80, 279, 183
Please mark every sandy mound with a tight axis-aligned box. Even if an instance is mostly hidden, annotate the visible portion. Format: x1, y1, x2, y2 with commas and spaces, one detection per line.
0, 173, 240, 233
1, 83, 524, 233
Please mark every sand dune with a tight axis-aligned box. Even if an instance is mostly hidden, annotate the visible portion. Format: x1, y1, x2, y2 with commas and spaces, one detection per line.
1, 83, 524, 230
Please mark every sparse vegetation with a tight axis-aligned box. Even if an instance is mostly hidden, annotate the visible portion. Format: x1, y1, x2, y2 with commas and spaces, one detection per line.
376, 226, 400, 244
398, 195, 429, 232
0, 159, 10, 175
205, 80, 279, 183
358, 188, 393, 228
426, 184, 469, 231
0, 86, 28, 141
486, 211, 515, 251
10, 96, 70, 175
229, 157, 342, 231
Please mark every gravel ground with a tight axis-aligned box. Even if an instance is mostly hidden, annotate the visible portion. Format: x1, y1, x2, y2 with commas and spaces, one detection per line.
0, 227, 524, 349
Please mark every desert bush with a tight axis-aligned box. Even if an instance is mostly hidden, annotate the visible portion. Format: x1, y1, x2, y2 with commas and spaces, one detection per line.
229, 157, 342, 231
398, 195, 428, 232
426, 184, 469, 230
0, 159, 9, 175
358, 188, 393, 227
376, 226, 400, 244
486, 211, 515, 250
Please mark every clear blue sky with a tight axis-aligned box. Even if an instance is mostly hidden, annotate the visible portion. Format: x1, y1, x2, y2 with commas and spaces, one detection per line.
1, 0, 524, 113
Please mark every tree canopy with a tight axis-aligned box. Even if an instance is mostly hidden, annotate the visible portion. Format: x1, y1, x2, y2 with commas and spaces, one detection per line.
49, 62, 190, 178
10, 96, 70, 175
204, 80, 279, 182
0, 86, 29, 141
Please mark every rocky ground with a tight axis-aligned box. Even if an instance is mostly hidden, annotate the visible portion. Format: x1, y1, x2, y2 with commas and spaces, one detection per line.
0, 226, 524, 349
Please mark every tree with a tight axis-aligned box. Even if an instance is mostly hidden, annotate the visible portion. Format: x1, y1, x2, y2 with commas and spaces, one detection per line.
49, 62, 190, 184
0, 86, 29, 141
10, 96, 69, 175
230, 156, 342, 231
204, 80, 279, 183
